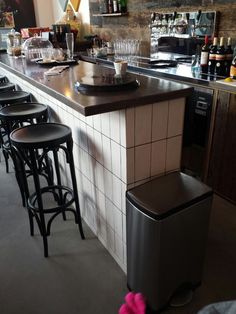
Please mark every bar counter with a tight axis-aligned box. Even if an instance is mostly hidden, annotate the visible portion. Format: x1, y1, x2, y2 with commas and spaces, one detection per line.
0, 53, 192, 272
0, 53, 192, 115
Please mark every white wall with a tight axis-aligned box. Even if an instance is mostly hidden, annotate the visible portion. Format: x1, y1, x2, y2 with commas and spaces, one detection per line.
33, 0, 55, 27
33, 0, 90, 37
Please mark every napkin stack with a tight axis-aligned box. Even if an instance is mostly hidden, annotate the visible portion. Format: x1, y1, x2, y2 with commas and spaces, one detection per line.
44, 66, 69, 76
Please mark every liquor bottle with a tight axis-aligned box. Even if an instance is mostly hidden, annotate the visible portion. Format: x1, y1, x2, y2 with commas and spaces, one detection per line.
108, 0, 113, 13
230, 56, 236, 78
120, 0, 127, 13
208, 37, 218, 75
225, 37, 233, 77
215, 37, 226, 77
200, 35, 210, 73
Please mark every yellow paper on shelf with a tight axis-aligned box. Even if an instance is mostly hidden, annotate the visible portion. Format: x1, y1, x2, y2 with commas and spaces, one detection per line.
70, 0, 81, 11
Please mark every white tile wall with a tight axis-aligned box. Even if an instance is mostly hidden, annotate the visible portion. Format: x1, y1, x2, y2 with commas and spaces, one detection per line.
152, 101, 168, 141
2, 68, 186, 273
135, 104, 152, 146
166, 135, 182, 172
151, 139, 166, 177
168, 98, 185, 138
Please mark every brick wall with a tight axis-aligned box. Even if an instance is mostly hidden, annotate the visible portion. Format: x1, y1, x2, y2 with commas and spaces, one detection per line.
89, 0, 236, 51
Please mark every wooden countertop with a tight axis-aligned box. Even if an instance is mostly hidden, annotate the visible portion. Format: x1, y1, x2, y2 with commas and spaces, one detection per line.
0, 54, 193, 116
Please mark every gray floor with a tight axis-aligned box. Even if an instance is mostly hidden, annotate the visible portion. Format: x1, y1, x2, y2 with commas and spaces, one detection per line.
0, 160, 236, 314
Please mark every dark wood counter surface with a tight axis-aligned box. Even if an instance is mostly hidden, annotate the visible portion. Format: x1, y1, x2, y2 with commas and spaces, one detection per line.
0, 54, 193, 116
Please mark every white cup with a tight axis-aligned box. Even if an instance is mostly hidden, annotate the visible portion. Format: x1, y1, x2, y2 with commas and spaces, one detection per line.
114, 60, 128, 76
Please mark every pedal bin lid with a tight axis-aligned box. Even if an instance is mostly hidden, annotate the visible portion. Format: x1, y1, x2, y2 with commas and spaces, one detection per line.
126, 172, 213, 220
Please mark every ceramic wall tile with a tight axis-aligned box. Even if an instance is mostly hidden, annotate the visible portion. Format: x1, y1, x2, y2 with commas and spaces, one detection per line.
166, 136, 182, 172
152, 101, 168, 141
111, 141, 121, 178
93, 113, 101, 132
135, 144, 151, 182
102, 135, 112, 171
120, 109, 126, 147
168, 98, 185, 138
85, 115, 94, 128
135, 104, 152, 146
94, 161, 105, 193
151, 139, 167, 177
126, 107, 135, 148
110, 111, 120, 144
114, 206, 122, 239
101, 112, 110, 138
106, 224, 115, 252
104, 168, 113, 201
96, 188, 106, 220
105, 197, 114, 230
86, 125, 95, 157
112, 175, 122, 210
93, 129, 103, 165
79, 120, 88, 153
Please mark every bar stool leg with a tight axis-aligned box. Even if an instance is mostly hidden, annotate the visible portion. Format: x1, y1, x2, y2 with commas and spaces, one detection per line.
67, 139, 85, 239
53, 149, 67, 221
29, 149, 48, 257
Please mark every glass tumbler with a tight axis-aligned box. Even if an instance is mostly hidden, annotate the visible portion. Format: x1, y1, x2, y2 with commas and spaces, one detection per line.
65, 33, 74, 60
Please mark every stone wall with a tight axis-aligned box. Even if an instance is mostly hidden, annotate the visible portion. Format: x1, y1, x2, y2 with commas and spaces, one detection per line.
89, 0, 236, 51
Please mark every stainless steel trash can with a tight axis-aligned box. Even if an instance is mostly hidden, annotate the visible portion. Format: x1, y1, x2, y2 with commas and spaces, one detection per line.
126, 172, 213, 312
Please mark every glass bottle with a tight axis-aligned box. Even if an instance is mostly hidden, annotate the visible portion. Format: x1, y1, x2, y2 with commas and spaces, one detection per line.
215, 37, 226, 77
200, 35, 210, 73
225, 37, 233, 77
208, 37, 218, 75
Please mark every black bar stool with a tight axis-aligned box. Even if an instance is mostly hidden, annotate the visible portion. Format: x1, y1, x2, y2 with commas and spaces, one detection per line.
0, 82, 15, 93
0, 103, 49, 203
0, 102, 48, 173
0, 90, 31, 164
10, 122, 85, 257
0, 90, 31, 108
0, 75, 7, 83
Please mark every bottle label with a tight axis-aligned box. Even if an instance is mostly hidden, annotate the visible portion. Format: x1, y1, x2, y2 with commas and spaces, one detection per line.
209, 53, 216, 60
216, 62, 221, 67
200, 52, 209, 65
215, 54, 225, 61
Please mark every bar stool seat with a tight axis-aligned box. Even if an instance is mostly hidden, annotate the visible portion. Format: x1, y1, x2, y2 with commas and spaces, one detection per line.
0, 102, 48, 172
0, 82, 15, 93
0, 90, 31, 106
0, 75, 7, 83
10, 122, 85, 257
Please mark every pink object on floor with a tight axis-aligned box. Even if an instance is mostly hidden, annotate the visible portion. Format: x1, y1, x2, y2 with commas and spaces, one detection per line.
119, 292, 146, 314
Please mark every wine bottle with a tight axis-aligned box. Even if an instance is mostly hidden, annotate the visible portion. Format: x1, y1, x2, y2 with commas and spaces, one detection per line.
208, 37, 218, 75
225, 37, 233, 77
215, 37, 226, 77
108, 0, 113, 13
113, 0, 118, 12
200, 35, 210, 73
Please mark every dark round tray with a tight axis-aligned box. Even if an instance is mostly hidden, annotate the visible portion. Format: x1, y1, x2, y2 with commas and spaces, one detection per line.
148, 59, 177, 68
75, 73, 140, 94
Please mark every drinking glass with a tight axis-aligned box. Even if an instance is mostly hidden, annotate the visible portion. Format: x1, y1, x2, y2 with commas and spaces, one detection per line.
65, 33, 74, 60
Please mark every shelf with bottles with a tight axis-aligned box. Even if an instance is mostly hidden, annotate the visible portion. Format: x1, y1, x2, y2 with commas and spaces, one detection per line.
93, 12, 128, 17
